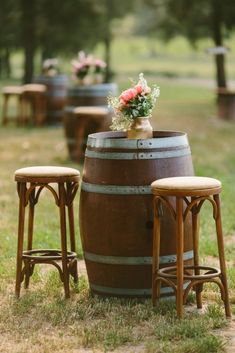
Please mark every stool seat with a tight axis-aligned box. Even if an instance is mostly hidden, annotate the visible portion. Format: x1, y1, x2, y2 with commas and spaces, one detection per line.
23, 84, 47, 93
151, 176, 221, 196
2, 86, 23, 95
73, 106, 109, 116
15, 166, 80, 183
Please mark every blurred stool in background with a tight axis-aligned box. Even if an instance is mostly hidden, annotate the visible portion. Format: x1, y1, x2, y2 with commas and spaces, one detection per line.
63, 106, 112, 162
22, 84, 47, 125
2, 86, 24, 125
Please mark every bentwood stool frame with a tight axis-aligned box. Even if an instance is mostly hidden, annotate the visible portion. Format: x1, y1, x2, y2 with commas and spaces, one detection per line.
69, 106, 111, 162
151, 176, 231, 319
22, 84, 47, 125
2, 86, 24, 125
15, 166, 80, 298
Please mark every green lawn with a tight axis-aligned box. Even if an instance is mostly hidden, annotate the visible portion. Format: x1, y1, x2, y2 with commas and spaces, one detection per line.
0, 76, 234, 352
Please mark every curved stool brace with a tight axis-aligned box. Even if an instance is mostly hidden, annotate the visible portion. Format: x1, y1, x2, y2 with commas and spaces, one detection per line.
154, 195, 176, 220
22, 249, 77, 283
25, 183, 60, 206
183, 196, 218, 221
66, 182, 79, 206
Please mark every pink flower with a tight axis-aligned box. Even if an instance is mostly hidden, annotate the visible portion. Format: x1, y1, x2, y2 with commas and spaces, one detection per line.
135, 84, 143, 94
145, 86, 151, 94
94, 59, 107, 68
120, 98, 127, 106
120, 88, 138, 103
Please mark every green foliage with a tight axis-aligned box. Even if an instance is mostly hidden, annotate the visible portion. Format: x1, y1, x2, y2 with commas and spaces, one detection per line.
136, 0, 235, 43
136, 0, 235, 87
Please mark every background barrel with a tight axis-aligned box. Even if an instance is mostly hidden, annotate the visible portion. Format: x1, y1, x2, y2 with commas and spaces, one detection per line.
63, 83, 117, 161
79, 131, 194, 298
217, 88, 235, 120
34, 75, 69, 124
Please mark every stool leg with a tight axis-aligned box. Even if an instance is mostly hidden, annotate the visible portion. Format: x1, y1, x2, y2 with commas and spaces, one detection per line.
176, 197, 184, 318
152, 197, 161, 305
192, 200, 202, 308
213, 194, 231, 318
68, 202, 78, 283
22, 95, 29, 124
24, 187, 35, 289
75, 117, 86, 162
59, 183, 70, 298
42, 95, 47, 123
35, 94, 42, 125
15, 182, 27, 298
2, 94, 9, 125
17, 95, 24, 125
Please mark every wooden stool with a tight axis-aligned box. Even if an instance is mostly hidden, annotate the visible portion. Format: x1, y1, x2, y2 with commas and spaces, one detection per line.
14, 166, 80, 298
22, 84, 47, 125
151, 176, 231, 318
64, 106, 112, 162
2, 86, 23, 125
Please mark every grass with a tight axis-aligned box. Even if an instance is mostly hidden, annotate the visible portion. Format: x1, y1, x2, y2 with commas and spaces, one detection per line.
0, 39, 235, 352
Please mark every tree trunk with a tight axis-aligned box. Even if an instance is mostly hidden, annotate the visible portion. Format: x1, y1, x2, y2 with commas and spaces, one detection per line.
41, 47, 55, 65
21, 0, 36, 83
212, 0, 227, 89
5, 48, 11, 78
104, 34, 112, 83
104, 0, 112, 83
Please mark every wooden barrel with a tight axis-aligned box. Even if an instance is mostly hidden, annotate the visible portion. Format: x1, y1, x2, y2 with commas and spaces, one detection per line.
66, 83, 118, 107
217, 88, 235, 121
79, 131, 194, 298
64, 83, 117, 161
34, 75, 69, 124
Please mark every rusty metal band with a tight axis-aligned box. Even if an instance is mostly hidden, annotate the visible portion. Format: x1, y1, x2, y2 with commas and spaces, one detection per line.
84, 250, 193, 265
87, 134, 189, 149
90, 282, 189, 296
81, 182, 151, 194
85, 147, 191, 160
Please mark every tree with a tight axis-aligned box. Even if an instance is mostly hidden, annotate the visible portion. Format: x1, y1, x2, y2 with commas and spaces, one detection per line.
21, 0, 37, 83
37, 0, 105, 60
166, 0, 235, 89
0, 0, 20, 78
87, 0, 135, 82
20, 0, 103, 83
136, 0, 235, 89
2, 0, 135, 82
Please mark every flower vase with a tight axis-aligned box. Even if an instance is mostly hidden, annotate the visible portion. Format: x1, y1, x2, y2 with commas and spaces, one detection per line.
127, 117, 153, 139
93, 73, 103, 84
76, 75, 93, 86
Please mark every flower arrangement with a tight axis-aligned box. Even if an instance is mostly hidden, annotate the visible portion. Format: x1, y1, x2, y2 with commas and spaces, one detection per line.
72, 51, 107, 84
108, 73, 160, 131
42, 58, 59, 76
